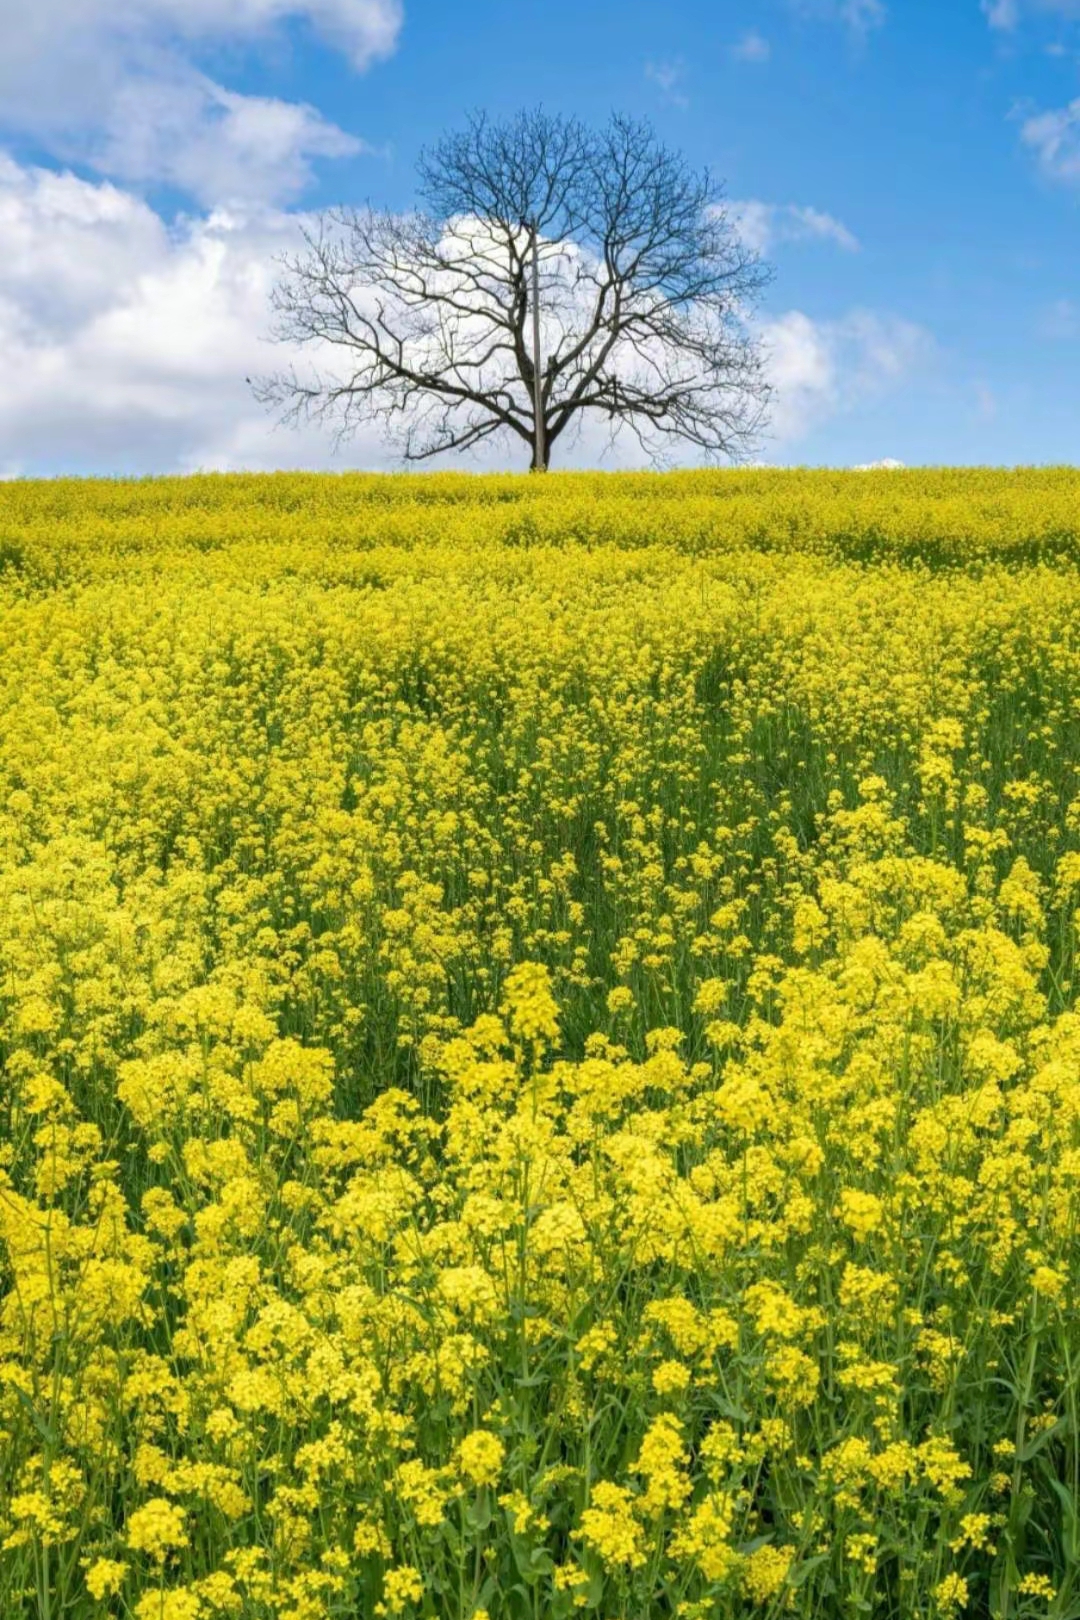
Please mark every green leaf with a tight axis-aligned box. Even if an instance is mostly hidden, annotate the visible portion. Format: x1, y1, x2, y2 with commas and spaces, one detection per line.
1018, 1418, 1066, 1463
9, 1384, 57, 1448
465, 1493, 493, 1533
788, 1552, 831, 1590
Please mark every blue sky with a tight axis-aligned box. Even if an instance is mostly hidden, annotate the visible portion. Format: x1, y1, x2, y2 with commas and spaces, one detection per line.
0, 0, 1078, 473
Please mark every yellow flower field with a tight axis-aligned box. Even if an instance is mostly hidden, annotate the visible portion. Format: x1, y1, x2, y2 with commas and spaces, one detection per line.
2, 468, 1080, 1620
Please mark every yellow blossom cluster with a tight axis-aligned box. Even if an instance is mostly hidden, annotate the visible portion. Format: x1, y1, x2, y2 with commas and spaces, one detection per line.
2, 468, 1079, 1619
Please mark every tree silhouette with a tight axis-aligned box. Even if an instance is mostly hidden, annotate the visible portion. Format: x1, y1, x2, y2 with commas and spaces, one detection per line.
254, 108, 772, 469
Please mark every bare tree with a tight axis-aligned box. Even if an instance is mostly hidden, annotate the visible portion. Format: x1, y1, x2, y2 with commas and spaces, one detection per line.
253, 109, 773, 470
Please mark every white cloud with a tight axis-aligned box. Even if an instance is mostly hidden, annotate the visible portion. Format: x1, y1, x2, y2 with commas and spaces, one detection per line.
86, 75, 362, 207
1038, 297, 1080, 337
731, 31, 771, 62
975, 382, 998, 421
730, 200, 859, 254
762, 308, 932, 441
0, 154, 168, 327
853, 458, 905, 468
762, 313, 835, 439
0, 0, 398, 207
0, 155, 355, 474
0, 0, 402, 97
645, 60, 689, 109
790, 0, 886, 34
1020, 98, 1080, 185
840, 0, 886, 29
984, 0, 1080, 24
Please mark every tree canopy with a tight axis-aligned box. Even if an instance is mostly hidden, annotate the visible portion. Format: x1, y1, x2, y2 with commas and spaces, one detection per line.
254, 108, 773, 469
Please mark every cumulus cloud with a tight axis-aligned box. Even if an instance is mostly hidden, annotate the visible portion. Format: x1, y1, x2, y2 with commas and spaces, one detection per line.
729, 200, 859, 255
761, 308, 932, 442
1020, 99, 1080, 185
86, 76, 363, 208
0, 156, 351, 475
0, 0, 398, 207
0, 0, 402, 99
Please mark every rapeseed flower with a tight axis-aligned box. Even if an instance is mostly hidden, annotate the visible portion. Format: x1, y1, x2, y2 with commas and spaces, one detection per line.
3, 467, 1080, 1619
